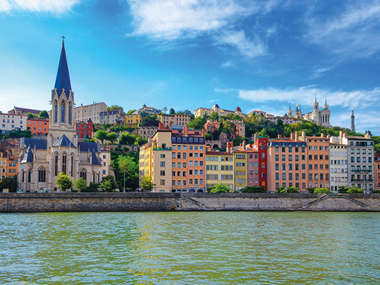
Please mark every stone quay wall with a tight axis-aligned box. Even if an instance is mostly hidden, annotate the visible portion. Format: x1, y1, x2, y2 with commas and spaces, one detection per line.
0, 193, 380, 213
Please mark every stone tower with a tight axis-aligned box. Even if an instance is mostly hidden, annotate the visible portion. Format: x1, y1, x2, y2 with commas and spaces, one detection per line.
351, 108, 355, 132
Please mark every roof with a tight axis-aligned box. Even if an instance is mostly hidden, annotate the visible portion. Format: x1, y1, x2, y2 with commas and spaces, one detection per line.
269, 141, 307, 147
347, 136, 372, 140
53, 135, 75, 148
78, 142, 99, 152
54, 40, 72, 97
12, 107, 41, 115
21, 138, 47, 150
91, 150, 101, 165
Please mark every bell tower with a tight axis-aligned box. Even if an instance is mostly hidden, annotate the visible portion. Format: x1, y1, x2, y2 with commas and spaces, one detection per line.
49, 38, 76, 142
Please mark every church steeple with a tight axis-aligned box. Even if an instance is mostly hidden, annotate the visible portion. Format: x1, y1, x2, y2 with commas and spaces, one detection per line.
54, 37, 72, 97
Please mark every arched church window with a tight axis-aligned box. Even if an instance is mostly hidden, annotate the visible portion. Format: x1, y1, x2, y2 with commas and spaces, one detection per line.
62, 153, 67, 175
28, 171, 31, 183
54, 100, 58, 123
54, 154, 59, 176
61, 101, 66, 123
38, 167, 46, 182
80, 169, 87, 181
68, 102, 72, 124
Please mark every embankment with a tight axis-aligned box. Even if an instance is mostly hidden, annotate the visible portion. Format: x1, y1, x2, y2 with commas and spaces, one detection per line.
0, 192, 379, 212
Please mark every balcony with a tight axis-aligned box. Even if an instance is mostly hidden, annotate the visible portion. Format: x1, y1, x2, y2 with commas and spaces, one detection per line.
153, 147, 172, 151
351, 179, 373, 182
351, 169, 371, 173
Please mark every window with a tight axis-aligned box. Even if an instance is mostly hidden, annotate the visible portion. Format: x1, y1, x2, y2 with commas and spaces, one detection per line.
160, 161, 165, 167
62, 154, 67, 174
80, 169, 87, 181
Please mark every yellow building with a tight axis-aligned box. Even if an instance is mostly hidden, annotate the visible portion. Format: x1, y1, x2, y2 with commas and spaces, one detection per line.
0, 153, 7, 179
233, 151, 248, 191
139, 129, 172, 192
125, 111, 142, 128
206, 152, 234, 191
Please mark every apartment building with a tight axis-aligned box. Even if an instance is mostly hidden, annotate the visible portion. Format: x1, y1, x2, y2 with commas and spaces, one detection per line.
136, 126, 158, 140
246, 150, 259, 187
74, 102, 107, 124
125, 111, 142, 128
375, 154, 380, 190
267, 140, 308, 191
7, 158, 18, 177
139, 125, 206, 192
139, 129, 173, 192
330, 143, 348, 192
76, 119, 94, 139
304, 136, 330, 189
27, 118, 49, 136
346, 135, 374, 192
8, 106, 41, 116
0, 112, 27, 133
206, 151, 234, 191
99, 109, 125, 125
100, 146, 112, 177
0, 152, 6, 179
233, 151, 248, 191
157, 113, 191, 128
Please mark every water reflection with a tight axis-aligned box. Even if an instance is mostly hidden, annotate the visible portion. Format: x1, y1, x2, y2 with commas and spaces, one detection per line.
0, 212, 379, 284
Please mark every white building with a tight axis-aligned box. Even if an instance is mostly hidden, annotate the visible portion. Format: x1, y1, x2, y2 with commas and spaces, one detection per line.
329, 143, 348, 192
0, 112, 27, 133
74, 102, 107, 124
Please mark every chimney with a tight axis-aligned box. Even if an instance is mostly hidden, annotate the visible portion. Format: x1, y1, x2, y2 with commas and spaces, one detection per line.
226, 142, 233, 153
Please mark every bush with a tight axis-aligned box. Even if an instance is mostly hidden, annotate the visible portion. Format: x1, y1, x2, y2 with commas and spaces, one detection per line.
347, 187, 363, 194
313, 187, 331, 194
240, 186, 265, 193
74, 178, 87, 192
278, 186, 299, 193
83, 182, 98, 192
100, 176, 117, 192
210, 184, 230, 193
56, 173, 72, 191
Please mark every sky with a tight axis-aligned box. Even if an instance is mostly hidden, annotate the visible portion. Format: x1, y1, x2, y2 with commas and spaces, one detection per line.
0, 0, 380, 134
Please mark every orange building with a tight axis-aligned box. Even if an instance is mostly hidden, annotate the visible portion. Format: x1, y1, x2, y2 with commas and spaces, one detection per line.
27, 118, 49, 136
375, 154, 380, 190
267, 139, 308, 191
7, 158, 18, 177
171, 126, 206, 192
303, 136, 330, 189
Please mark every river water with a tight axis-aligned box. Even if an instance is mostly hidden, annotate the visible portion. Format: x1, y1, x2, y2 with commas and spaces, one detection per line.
0, 212, 379, 284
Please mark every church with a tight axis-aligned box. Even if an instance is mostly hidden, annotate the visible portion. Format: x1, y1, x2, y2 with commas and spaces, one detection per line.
288, 98, 331, 127
18, 40, 105, 192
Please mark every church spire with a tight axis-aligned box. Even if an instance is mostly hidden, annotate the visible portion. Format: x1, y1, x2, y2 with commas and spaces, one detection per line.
54, 37, 72, 97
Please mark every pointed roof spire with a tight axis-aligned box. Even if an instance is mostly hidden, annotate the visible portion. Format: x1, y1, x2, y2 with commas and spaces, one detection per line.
54, 37, 72, 97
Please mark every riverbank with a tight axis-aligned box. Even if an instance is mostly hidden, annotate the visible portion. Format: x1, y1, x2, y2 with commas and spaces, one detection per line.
0, 192, 379, 212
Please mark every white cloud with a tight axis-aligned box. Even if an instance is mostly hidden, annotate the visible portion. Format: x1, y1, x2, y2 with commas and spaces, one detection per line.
0, 0, 10, 11
217, 30, 266, 58
310, 66, 333, 79
236, 86, 380, 109
221, 60, 234, 68
0, 0, 79, 13
127, 0, 276, 57
307, 1, 380, 57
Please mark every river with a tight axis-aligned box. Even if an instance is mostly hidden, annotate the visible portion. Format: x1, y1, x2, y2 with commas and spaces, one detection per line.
0, 212, 379, 284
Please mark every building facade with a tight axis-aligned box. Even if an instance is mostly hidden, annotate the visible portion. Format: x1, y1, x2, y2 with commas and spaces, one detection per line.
0, 112, 27, 133
136, 126, 158, 140
74, 102, 107, 124
17, 41, 107, 192
375, 154, 380, 190
125, 111, 142, 128
157, 113, 191, 128
8, 107, 41, 117
27, 118, 49, 136
329, 143, 348, 192
195, 104, 244, 118
206, 152, 234, 191
76, 119, 94, 139
99, 109, 125, 125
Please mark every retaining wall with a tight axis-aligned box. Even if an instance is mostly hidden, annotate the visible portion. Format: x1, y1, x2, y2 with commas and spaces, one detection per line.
1, 193, 380, 212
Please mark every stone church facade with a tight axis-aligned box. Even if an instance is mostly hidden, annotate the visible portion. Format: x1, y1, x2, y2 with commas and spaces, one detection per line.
288, 98, 331, 127
18, 41, 105, 192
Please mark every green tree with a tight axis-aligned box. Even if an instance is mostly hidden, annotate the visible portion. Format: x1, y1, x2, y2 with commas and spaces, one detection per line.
119, 132, 137, 145
26, 112, 35, 119
118, 156, 138, 192
210, 184, 230, 193
95, 129, 108, 144
169, 108, 175, 115
0, 176, 18, 192
108, 105, 123, 112
38, 110, 49, 119
347, 187, 363, 193
56, 173, 72, 191
188, 116, 206, 130
313, 187, 331, 194
141, 176, 153, 191
209, 111, 219, 121
74, 177, 87, 192
100, 175, 118, 192
107, 132, 118, 144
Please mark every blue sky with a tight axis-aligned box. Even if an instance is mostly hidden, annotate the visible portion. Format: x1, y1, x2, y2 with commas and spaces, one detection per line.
0, 0, 380, 134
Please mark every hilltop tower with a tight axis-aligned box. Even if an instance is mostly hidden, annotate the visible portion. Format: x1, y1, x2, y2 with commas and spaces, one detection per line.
351, 108, 355, 132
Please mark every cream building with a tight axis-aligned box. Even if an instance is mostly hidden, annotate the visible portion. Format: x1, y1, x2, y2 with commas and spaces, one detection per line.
0, 112, 27, 133
18, 40, 107, 192
195, 104, 244, 118
157, 113, 191, 128
329, 143, 348, 192
74, 102, 107, 124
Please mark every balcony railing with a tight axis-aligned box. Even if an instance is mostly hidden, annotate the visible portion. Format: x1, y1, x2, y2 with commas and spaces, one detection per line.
351, 169, 371, 173
153, 147, 172, 151
351, 179, 373, 182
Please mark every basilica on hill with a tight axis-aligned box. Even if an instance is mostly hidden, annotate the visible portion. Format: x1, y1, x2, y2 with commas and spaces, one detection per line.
287, 98, 331, 127
18, 40, 105, 192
